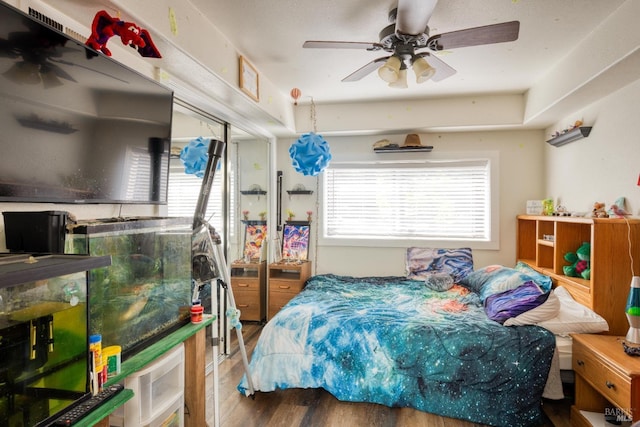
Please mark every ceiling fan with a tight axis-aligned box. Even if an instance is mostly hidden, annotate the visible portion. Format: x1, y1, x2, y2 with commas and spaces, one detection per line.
303, 0, 520, 87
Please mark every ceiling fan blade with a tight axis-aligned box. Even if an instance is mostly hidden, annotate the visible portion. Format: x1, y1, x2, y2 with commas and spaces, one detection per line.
395, 0, 438, 35
303, 41, 380, 50
416, 52, 456, 82
342, 57, 389, 82
427, 21, 520, 51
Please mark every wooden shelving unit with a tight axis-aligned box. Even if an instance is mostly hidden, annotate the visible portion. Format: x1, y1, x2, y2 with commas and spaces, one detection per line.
516, 215, 640, 336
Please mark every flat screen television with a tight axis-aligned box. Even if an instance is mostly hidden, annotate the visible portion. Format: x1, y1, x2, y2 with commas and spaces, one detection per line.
0, 2, 174, 204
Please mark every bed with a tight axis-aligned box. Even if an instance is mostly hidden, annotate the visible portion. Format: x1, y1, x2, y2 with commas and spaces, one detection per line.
237, 249, 607, 426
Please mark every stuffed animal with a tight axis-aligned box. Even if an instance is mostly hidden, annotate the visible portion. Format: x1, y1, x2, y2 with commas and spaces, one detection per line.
609, 196, 630, 218
85, 10, 161, 58
563, 242, 591, 279
591, 202, 609, 218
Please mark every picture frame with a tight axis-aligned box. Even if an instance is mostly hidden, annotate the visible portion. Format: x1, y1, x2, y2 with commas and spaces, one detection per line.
239, 55, 259, 102
243, 223, 267, 262
282, 223, 310, 261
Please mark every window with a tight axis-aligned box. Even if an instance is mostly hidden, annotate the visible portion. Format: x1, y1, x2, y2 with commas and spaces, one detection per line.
167, 157, 233, 237
321, 154, 498, 249
166, 106, 231, 238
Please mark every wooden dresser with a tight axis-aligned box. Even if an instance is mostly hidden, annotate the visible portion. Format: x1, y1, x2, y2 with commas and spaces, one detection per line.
571, 334, 640, 426
268, 261, 312, 320
230, 261, 266, 322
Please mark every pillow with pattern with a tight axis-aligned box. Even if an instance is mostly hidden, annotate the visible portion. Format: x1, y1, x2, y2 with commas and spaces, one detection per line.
460, 264, 549, 302
405, 247, 473, 283
484, 281, 549, 324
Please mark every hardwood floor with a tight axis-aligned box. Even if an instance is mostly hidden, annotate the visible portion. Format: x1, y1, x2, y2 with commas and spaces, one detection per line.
207, 324, 572, 427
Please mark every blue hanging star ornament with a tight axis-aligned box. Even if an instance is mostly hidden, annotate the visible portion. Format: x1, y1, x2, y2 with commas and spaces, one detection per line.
289, 132, 332, 176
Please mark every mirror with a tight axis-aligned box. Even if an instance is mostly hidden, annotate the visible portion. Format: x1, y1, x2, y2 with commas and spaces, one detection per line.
229, 126, 270, 264
167, 101, 271, 361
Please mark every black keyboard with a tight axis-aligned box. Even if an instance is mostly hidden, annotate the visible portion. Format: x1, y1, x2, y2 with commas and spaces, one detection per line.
52, 384, 124, 426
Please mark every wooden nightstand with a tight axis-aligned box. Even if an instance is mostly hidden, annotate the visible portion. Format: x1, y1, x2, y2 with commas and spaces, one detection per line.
571, 334, 640, 426
230, 261, 266, 322
268, 260, 312, 320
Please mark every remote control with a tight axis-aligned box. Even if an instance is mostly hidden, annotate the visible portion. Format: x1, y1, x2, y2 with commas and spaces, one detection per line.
52, 384, 124, 426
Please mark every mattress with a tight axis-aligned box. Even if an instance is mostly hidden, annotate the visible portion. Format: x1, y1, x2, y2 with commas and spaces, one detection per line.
556, 335, 573, 371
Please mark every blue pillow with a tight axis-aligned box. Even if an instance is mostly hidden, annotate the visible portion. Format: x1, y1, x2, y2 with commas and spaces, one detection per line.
514, 261, 552, 292
460, 264, 550, 302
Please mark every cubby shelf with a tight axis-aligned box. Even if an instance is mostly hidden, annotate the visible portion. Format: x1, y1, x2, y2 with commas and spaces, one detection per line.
516, 214, 640, 336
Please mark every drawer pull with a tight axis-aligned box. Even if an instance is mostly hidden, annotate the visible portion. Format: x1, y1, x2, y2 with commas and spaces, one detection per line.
238, 304, 249, 308
278, 285, 291, 289
238, 283, 249, 287
576, 360, 585, 366
606, 381, 615, 389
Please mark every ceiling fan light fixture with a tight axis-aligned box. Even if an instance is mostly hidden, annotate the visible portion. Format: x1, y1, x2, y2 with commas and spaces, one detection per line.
377, 56, 401, 83
388, 68, 408, 89
413, 56, 436, 83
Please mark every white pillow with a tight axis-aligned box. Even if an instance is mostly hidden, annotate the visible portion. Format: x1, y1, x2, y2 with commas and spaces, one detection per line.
536, 286, 609, 336
503, 290, 560, 326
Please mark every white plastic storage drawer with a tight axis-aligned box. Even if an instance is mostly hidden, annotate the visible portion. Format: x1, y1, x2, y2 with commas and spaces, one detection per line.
110, 343, 184, 427
144, 393, 183, 427
110, 394, 183, 427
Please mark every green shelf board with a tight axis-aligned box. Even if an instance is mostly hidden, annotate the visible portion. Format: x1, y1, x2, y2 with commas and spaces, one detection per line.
75, 389, 134, 427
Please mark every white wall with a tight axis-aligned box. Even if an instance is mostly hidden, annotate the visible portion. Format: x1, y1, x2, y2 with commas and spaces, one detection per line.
277, 129, 546, 276
545, 79, 640, 216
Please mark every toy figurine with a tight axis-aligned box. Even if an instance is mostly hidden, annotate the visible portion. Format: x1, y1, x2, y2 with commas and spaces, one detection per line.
85, 10, 161, 58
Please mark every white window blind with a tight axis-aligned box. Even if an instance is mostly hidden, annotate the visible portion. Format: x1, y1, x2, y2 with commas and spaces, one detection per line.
167, 157, 233, 235
322, 159, 493, 244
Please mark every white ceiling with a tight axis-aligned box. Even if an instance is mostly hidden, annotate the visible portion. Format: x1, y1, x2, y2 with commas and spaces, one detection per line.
189, 0, 626, 104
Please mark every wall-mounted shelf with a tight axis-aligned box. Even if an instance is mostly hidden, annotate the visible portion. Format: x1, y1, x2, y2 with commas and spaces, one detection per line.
287, 190, 313, 195
546, 126, 592, 147
374, 145, 433, 153
285, 220, 311, 226
240, 190, 267, 195
241, 220, 267, 226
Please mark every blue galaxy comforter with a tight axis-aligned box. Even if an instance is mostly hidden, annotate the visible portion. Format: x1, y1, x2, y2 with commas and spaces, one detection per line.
238, 274, 555, 427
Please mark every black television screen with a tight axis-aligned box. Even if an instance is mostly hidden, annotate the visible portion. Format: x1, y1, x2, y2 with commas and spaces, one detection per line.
0, 3, 173, 204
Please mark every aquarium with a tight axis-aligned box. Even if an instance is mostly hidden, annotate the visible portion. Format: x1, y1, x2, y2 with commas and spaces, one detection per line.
66, 217, 193, 360
0, 253, 110, 427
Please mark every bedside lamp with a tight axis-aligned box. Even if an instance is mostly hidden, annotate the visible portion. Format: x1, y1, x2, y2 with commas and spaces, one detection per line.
625, 276, 640, 346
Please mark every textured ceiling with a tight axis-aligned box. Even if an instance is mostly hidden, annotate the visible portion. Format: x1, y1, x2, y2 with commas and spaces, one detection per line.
189, 0, 626, 104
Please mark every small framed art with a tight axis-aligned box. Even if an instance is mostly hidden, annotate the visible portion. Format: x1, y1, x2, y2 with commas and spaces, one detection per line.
282, 223, 310, 261
243, 222, 267, 262
239, 55, 259, 102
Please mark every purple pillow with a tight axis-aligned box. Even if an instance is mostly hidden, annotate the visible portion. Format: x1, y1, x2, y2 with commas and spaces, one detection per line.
484, 281, 549, 324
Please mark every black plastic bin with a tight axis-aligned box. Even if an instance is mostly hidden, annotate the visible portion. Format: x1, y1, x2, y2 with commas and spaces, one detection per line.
2, 211, 69, 253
